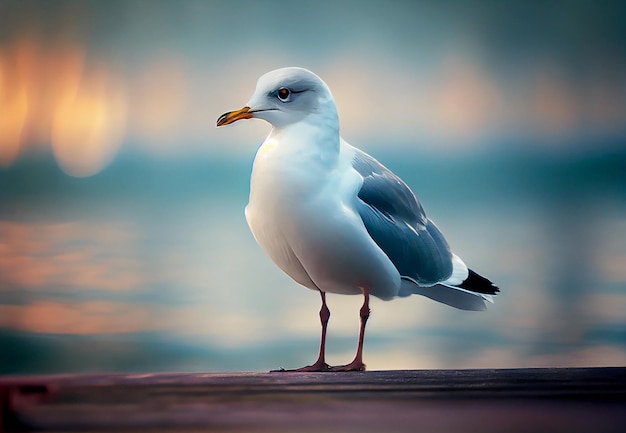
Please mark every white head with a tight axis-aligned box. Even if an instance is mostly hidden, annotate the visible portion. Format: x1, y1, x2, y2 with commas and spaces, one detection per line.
217, 67, 337, 129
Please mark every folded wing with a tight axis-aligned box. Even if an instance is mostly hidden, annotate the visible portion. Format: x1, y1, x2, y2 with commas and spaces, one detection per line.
352, 148, 499, 311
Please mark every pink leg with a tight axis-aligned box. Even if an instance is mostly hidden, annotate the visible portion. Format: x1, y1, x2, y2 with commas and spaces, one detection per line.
330, 291, 370, 372
273, 291, 331, 372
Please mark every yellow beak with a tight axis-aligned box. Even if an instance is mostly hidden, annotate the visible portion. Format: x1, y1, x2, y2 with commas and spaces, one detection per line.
216, 106, 253, 126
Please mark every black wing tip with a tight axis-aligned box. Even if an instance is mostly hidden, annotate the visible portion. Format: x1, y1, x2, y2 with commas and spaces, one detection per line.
458, 269, 500, 295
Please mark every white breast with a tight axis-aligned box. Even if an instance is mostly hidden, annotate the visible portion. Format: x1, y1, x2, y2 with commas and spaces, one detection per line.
245, 129, 328, 291
246, 129, 402, 300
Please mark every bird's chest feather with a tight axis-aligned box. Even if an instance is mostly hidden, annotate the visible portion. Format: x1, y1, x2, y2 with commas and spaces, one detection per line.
246, 141, 360, 256
248, 137, 330, 215
244, 137, 330, 274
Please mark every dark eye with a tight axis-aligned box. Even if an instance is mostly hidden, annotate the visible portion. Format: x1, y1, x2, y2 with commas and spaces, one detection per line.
277, 87, 291, 102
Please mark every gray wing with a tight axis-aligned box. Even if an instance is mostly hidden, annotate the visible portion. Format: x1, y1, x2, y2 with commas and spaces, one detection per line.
353, 149, 453, 285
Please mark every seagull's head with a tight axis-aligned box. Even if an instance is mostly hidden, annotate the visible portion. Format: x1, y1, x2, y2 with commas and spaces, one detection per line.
217, 67, 336, 129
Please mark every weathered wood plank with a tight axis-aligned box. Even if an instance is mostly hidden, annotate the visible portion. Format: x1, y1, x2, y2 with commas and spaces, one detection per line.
1, 367, 625, 432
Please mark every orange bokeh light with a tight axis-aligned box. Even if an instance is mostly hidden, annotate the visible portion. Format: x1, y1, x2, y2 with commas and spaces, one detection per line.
0, 85, 28, 167
51, 67, 126, 177
0, 43, 29, 166
0, 34, 126, 176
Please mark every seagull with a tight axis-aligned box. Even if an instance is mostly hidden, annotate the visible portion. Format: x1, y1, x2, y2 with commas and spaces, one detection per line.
217, 67, 499, 372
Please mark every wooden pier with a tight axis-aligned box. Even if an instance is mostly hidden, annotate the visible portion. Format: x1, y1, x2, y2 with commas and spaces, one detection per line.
1, 367, 625, 432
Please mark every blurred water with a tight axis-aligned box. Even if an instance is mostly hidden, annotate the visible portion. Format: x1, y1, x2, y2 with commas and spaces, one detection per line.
1, 147, 625, 373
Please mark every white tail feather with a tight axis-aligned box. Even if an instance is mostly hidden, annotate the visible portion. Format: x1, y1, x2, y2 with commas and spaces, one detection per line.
400, 279, 490, 311
442, 253, 469, 286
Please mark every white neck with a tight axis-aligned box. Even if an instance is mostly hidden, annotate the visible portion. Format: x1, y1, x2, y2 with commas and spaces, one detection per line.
268, 100, 340, 166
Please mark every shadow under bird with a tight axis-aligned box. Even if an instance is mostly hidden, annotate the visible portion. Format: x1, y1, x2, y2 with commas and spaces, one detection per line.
217, 67, 499, 372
